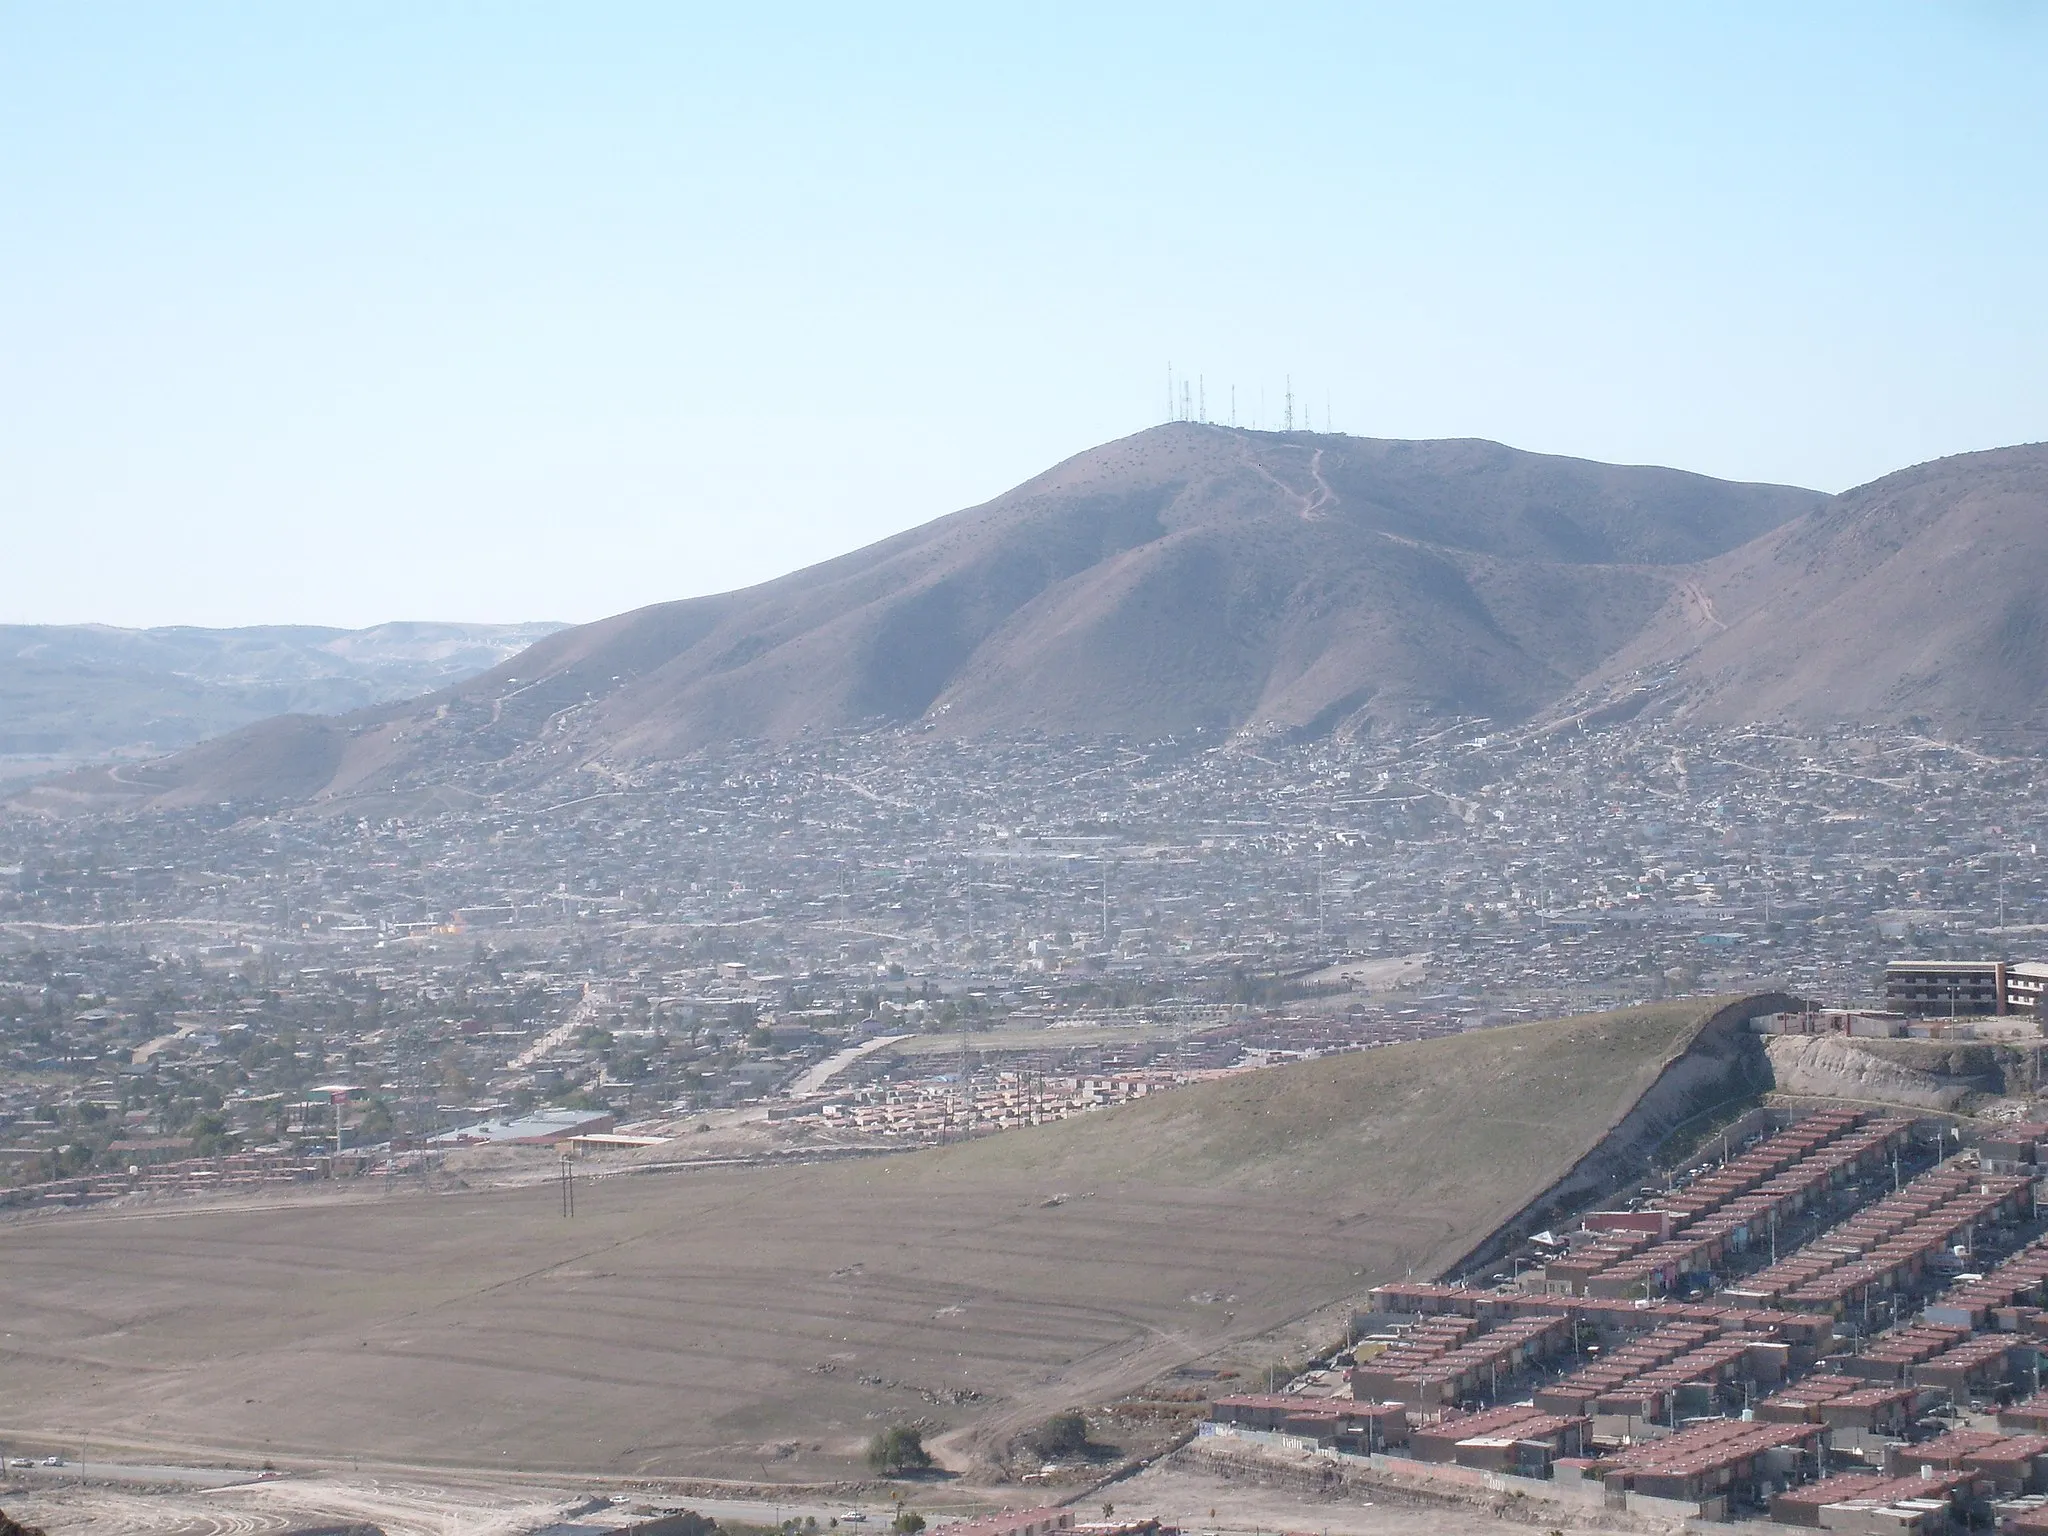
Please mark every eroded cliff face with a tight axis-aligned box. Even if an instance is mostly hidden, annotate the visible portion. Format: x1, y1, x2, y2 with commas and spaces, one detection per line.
1764, 1033, 1978, 1111
1449, 991, 1791, 1276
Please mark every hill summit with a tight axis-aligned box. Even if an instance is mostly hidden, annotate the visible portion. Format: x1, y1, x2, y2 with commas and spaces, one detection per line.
25, 424, 1821, 810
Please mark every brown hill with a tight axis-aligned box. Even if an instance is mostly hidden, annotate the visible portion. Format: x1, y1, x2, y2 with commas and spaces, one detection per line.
19, 425, 1815, 811
1586, 442, 2048, 736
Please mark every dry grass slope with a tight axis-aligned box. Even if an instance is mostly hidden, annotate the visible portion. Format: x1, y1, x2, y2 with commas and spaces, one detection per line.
0, 998, 1733, 1482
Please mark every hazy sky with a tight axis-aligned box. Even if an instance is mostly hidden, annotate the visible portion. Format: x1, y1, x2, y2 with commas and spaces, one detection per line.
6, 3, 2047, 628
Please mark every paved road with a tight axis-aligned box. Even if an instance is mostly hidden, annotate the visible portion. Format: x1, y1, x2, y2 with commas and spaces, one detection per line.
788, 1034, 910, 1097
5, 1457, 273, 1487
529, 1493, 971, 1536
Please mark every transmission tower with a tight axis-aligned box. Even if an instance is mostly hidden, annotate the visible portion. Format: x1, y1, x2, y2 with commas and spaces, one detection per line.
1285, 376, 1295, 431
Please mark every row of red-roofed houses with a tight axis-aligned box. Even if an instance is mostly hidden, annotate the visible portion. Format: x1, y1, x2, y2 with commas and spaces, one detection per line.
1202, 1115, 2048, 1524
1545, 1113, 1918, 1301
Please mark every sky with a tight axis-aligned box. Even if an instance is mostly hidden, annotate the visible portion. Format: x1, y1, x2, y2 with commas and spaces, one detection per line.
5, 3, 2047, 629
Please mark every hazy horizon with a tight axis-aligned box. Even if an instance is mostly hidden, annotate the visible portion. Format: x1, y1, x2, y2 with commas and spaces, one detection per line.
7, 2, 2047, 629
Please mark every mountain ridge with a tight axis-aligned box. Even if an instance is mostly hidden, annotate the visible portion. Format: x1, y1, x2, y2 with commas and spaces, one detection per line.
12, 424, 1828, 812
1580, 440, 2048, 737
0, 619, 564, 791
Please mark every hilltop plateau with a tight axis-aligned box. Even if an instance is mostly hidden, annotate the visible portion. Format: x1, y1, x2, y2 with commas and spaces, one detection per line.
0, 996, 1770, 1481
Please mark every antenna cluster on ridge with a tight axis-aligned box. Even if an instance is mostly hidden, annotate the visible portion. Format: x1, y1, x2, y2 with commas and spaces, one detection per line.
1164, 364, 1336, 433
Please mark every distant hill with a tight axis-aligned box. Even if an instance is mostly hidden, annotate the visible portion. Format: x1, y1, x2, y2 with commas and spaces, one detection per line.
18, 425, 1817, 811
1583, 442, 2048, 737
0, 620, 563, 788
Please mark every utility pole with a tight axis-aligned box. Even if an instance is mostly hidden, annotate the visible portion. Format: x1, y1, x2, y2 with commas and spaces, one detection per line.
559, 1150, 575, 1217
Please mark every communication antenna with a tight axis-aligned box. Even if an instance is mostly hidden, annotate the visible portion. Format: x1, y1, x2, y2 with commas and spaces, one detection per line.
1166, 362, 1174, 421
1230, 384, 1237, 428
1285, 376, 1295, 432
1183, 380, 1191, 421
1198, 375, 1206, 424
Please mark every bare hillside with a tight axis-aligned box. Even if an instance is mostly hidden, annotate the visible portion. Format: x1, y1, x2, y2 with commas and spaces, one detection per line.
1586, 442, 2048, 736
20, 426, 1815, 811
0, 997, 1767, 1481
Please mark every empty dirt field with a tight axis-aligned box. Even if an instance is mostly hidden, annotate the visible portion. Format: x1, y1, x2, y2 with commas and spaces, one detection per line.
0, 998, 1762, 1483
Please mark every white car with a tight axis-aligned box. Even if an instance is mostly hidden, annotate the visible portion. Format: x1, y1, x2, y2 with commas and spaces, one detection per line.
841, 1514, 869, 1524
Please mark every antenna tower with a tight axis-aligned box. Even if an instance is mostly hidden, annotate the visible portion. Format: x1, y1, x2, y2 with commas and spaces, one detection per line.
1166, 363, 1174, 421
1230, 384, 1237, 428
1285, 376, 1295, 432
1198, 376, 1206, 424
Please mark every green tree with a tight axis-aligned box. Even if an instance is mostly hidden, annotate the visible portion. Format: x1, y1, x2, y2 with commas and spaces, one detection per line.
866, 1425, 933, 1475
186, 1109, 236, 1156
356, 1097, 395, 1143
891, 1515, 924, 1535
1024, 1411, 1091, 1459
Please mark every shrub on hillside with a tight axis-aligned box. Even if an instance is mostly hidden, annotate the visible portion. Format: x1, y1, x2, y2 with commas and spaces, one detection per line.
866, 1425, 933, 1475
1022, 1410, 1092, 1459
